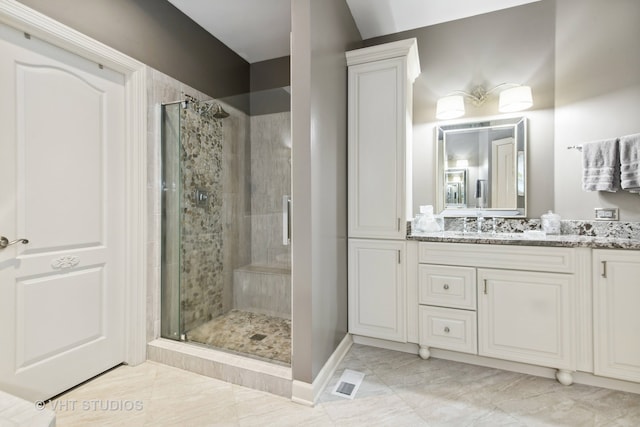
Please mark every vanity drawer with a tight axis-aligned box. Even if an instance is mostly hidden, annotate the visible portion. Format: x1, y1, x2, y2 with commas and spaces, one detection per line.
419, 306, 477, 354
418, 264, 476, 310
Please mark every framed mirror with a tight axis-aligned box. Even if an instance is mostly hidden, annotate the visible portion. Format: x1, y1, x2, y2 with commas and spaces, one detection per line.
435, 117, 527, 217
444, 168, 467, 206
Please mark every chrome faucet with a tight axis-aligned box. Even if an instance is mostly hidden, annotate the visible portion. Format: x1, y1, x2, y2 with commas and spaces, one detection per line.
476, 212, 485, 234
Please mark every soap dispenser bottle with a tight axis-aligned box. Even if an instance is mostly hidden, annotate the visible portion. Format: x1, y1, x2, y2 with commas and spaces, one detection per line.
541, 210, 561, 235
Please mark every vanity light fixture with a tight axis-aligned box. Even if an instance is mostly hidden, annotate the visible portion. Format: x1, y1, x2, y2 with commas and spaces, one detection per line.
436, 83, 533, 120
455, 159, 469, 168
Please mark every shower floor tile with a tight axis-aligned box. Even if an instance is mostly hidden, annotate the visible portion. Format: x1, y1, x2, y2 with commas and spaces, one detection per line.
186, 309, 291, 365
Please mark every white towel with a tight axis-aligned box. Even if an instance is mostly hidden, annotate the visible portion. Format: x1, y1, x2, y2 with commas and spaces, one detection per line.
619, 133, 640, 193
581, 138, 620, 192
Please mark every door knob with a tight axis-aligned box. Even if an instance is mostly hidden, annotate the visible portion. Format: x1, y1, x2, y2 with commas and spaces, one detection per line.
0, 236, 29, 249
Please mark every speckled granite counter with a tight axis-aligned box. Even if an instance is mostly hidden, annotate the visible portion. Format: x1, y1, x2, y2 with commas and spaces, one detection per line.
409, 230, 640, 249
408, 219, 640, 250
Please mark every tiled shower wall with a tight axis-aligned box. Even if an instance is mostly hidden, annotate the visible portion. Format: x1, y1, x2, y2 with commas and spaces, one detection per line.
249, 112, 292, 268
146, 67, 250, 342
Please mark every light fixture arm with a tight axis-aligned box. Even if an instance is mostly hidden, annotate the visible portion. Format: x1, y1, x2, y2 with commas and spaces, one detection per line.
445, 83, 520, 107
436, 82, 532, 120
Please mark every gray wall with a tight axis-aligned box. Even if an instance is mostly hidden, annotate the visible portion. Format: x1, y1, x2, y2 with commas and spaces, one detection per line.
248, 56, 291, 115
291, 0, 361, 383
17, 0, 249, 98
251, 56, 290, 92
363, 0, 640, 221
362, 1, 556, 219
554, 0, 640, 221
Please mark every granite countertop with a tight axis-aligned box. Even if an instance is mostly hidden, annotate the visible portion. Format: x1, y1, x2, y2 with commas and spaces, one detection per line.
408, 230, 640, 250
408, 218, 640, 249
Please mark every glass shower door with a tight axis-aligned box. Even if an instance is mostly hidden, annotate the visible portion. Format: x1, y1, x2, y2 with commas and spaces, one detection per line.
160, 103, 181, 340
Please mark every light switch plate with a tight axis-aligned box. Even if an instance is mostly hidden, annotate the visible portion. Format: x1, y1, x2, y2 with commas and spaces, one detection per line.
594, 208, 619, 221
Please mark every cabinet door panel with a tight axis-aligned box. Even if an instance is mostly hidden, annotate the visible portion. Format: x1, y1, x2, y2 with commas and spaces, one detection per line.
348, 239, 405, 342
477, 269, 574, 370
594, 250, 640, 382
348, 58, 406, 239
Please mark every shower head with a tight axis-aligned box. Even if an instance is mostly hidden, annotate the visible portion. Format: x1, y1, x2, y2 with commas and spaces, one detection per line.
212, 103, 230, 119
181, 96, 230, 119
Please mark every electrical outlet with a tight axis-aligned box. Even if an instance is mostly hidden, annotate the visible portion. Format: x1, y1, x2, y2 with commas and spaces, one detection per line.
594, 208, 619, 221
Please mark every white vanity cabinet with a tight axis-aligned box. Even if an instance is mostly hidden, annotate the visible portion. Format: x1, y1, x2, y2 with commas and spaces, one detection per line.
477, 268, 575, 378
346, 38, 420, 239
417, 242, 577, 385
593, 249, 640, 383
418, 265, 477, 358
346, 39, 420, 343
348, 239, 406, 342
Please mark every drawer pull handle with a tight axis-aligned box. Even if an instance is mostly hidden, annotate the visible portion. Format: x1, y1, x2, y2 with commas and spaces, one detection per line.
443, 284, 449, 290
483, 279, 488, 295
444, 327, 450, 333
601, 261, 607, 278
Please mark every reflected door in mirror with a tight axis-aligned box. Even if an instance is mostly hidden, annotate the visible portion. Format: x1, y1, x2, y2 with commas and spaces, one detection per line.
444, 168, 467, 207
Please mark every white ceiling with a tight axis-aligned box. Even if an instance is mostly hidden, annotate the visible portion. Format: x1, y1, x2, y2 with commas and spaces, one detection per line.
167, 0, 541, 64
346, 0, 541, 39
167, 0, 292, 63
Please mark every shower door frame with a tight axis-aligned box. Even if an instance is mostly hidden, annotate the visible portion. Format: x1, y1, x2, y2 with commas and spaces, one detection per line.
0, 0, 147, 366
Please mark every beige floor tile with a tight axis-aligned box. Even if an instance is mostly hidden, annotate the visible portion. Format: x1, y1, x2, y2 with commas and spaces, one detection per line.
321, 394, 426, 426
47, 344, 640, 427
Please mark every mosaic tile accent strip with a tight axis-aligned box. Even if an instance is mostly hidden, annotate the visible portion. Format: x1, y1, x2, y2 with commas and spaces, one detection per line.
180, 104, 225, 332
186, 309, 291, 365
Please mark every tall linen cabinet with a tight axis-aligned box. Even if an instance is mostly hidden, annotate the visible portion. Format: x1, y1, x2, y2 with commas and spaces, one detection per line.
346, 39, 420, 342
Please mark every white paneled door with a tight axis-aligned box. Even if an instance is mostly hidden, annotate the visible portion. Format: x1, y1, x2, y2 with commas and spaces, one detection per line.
0, 22, 126, 401
491, 137, 516, 208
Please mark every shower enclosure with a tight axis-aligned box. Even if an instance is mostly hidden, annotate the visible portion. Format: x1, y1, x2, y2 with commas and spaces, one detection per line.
161, 91, 292, 365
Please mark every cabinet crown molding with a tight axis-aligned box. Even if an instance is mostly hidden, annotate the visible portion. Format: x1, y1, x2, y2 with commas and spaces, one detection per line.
346, 38, 420, 82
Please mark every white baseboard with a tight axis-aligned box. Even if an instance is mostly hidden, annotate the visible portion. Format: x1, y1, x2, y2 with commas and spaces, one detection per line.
429, 348, 558, 379
291, 381, 314, 407
573, 371, 640, 394
352, 335, 419, 354
291, 333, 353, 406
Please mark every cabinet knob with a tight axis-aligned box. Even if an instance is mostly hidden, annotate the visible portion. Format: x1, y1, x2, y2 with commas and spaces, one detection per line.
443, 284, 449, 290
444, 326, 450, 333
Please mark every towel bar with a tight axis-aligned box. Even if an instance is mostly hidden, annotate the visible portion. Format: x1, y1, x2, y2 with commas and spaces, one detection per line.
567, 145, 583, 151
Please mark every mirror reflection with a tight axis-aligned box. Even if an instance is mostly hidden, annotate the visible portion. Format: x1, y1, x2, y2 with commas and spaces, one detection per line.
436, 117, 527, 217
445, 168, 467, 206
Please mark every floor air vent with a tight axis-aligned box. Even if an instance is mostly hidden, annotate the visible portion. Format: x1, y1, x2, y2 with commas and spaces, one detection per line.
331, 369, 365, 400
